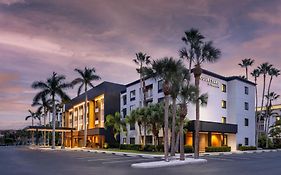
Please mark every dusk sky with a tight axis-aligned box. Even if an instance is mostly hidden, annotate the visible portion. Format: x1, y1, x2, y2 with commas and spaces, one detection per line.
1, 0, 281, 130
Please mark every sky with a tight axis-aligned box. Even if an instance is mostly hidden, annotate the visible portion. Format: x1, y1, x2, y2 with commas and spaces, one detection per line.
0, 0, 281, 130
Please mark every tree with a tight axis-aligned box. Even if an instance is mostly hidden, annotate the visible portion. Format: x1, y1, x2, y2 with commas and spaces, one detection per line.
72, 67, 101, 147
266, 67, 280, 106
251, 68, 260, 147
32, 97, 52, 146
258, 63, 272, 111
32, 72, 72, 149
25, 109, 40, 145
143, 57, 183, 161
133, 52, 151, 108
264, 92, 280, 148
105, 112, 127, 141
182, 29, 221, 159
148, 103, 164, 146
238, 58, 255, 80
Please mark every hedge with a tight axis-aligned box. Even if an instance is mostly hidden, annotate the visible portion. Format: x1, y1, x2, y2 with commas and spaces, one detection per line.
205, 146, 231, 152
184, 145, 194, 153
238, 146, 257, 151
120, 144, 142, 150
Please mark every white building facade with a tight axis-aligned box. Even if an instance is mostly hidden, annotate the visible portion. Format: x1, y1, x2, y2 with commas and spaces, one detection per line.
120, 69, 256, 151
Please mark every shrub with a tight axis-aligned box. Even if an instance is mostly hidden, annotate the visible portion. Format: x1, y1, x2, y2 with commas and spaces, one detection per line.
107, 142, 120, 148
238, 146, 257, 151
120, 144, 142, 150
103, 142, 108, 149
143, 145, 156, 152
155, 145, 164, 152
258, 134, 274, 149
273, 139, 281, 148
205, 146, 231, 152
184, 145, 194, 153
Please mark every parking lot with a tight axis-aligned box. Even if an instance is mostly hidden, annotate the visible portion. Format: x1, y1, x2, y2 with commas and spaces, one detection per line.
1, 146, 281, 175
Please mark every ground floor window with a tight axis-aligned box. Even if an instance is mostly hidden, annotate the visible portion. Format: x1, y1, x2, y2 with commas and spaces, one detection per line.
123, 138, 126, 144
130, 138, 135, 144
245, 137, 249, 145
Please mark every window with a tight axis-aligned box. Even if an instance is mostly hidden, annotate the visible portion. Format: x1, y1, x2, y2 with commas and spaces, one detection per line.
146, 84, 153, 98
245, 137, 249, 146
244, 102, 249, 110
130, 123, 135, 130
245, 86, 249, 95
130, 138, 135, 144
277, 117, 280, 121
130, 105, 135, 112
146, 136, 153, 145
222, 117, 226, 124
221, 84, 226, 92
123, 138, 126, 144
122, 108, 127, 118
221, 100, 226, 109
158, 80, 163, 93
122, 95, 127, 105
245, 118, 249, 126
130, 90, 136, 101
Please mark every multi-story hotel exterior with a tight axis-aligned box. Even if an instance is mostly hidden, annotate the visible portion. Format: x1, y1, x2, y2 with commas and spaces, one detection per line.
63, 82, 125, 148
120, 69, 256, 151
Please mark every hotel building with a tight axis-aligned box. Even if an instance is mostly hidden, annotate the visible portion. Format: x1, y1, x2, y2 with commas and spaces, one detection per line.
63, 82, 125, 148
120, 69, 256, 151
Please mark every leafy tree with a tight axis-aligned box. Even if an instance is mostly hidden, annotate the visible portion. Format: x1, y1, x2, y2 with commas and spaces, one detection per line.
105, 112, 126, 141
72, 67, 101, 147
32, 72, 72, 149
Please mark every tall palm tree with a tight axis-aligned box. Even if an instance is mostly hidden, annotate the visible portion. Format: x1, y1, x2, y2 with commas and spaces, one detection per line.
182, 29, 221, 159
148, 103, 164, 146
170, 64, 188, 156
267, 67, 280, 101
238, 58, 255, 80
105, 112, 127, 141
25, 109, 40, 145
180, 28, 204, 74
32, 97, 52, 146
251, 69, 260, 147
32, 72, 72, 149
133, 52, 151, 108
265, 92, 280, 148
258, 62, 272, 112
143, 57, 183, 161
72, 67, 101, 147
126, 108, 143, 144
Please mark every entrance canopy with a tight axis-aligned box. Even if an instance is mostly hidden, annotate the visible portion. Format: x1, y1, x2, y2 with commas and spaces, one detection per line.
25, 126, 75, 132
187, 120, 238, 134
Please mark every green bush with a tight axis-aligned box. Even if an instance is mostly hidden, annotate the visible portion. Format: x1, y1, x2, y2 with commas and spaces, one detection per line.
143, 145, 156, 152
155, 145, 164, 152
120, 144, 142, 150
238, 146, 257, 151
205, 146, 231, 152
108, 142, 120, 148
273, 139, 281, 148
184, 145, 194, 153
258, 134, 274, 149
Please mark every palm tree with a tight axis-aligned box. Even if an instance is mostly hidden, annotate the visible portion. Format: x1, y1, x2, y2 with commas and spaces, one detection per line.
148, 103, 164, 146
25, 109, 40, 145
32, 72, 72, 149
170, 64, 188, 156
72, 67, 101, 147
126, 108, 143, 144
267, 67, 280, 101
251, 69, 260, 147
105, 112, 127, 141
238, 58, 255, 80
182, 29, 221, 159
32, 97, 52, 146
258, 63, 272, 111
133, 52, 151, 108
265, 92, 280, 148
143, 57, 183, 161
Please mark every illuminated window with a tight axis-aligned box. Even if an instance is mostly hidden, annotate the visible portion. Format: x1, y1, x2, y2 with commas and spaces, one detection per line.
130, 90, 136, 101
123, 138, 126, 144
221, 84, 226, 92
277, 117, 280, 121
222, 117, 226, 123
221, 100, 226, 109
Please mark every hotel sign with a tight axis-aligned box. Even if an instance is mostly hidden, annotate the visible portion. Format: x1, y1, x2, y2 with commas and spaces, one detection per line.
200, 76, 219, 88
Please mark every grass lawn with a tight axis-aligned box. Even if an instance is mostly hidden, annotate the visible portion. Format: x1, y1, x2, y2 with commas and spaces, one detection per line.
98, 148, 164, 155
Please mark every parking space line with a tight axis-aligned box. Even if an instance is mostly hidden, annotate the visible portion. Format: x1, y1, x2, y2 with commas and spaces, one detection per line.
102, 158, 150, 164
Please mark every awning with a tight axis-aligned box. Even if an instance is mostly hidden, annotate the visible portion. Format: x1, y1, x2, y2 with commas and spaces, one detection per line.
25, 126, 75, 132
187, 120, 238, 134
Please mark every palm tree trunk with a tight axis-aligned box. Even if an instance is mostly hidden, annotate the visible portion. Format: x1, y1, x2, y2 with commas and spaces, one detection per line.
83, 87, 88, 147
246, 67, 248, 80
31, 117, 34, 145
179, 117, 184, 161
43, 110, 46, 146
261, 74, 266, 113
171, 98, 177, 156
138, 123, 142, 144
254, 78, 259, 147
52, 96, 56, 149
175, 131, 180, 153
264, 76, 273, 148
194, 64, 202, 159
164, 95, 169, 161
144, 125, 146, 146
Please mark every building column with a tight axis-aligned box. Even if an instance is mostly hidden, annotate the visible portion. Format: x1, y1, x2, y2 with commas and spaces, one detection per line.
208, 132, 212, 147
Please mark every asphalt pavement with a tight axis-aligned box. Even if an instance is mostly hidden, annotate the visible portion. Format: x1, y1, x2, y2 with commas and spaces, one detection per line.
1, 146, 281, 175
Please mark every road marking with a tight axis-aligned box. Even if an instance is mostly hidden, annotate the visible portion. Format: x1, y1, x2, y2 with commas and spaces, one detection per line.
206, 157, 234, 161
102, 158, 149, 164
87, 157, 136, 162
